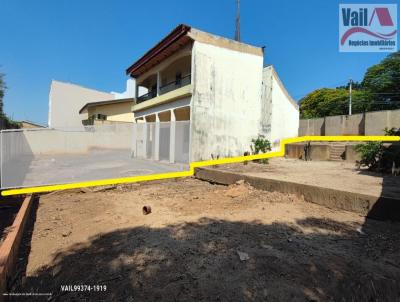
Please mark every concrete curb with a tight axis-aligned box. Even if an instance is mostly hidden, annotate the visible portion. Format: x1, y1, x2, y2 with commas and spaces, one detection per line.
194, 168, 400, 220
0, 195, 34, 300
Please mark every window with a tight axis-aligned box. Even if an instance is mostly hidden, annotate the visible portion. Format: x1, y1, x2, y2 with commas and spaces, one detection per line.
92, 114, 107, 121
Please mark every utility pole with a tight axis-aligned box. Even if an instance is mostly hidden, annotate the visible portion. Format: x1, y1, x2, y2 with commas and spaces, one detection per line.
235, 0, 241, 42
349, 79, 353, 116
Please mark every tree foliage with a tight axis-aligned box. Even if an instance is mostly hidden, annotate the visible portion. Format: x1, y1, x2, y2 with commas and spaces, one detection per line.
0, 72, 5, 115
0, 73, 21, 129
362, 51, 400, 107
299, 88, 373, 119
299, 51, 400, 118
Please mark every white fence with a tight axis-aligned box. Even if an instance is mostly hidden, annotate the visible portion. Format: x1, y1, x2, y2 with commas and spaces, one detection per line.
0, 121, 190, 189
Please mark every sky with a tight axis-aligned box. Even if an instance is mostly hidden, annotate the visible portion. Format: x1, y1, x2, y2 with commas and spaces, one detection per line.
0, 0, 398, 125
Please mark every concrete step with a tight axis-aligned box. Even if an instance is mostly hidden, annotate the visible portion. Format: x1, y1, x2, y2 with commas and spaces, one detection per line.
330, 145, 345, 161
330, 145, 345, 160
330, 149, 345, 153
331, 146, 346, 150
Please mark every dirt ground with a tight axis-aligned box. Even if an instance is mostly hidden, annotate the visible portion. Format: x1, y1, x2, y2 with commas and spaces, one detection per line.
12, 178, 400, 301
0, 197, 22, 244
217, 158, 400, 199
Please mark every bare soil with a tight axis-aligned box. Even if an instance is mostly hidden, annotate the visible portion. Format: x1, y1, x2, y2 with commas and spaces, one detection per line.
12, 178, 400, 301
217, 158, 400, 199
0, 197, 23, 244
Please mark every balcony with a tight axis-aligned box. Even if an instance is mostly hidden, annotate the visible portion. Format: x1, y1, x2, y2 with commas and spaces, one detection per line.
137, 74, 191, 104
159, 74, 191, 95
137, 89, 157, 103
132, 83, 192, 113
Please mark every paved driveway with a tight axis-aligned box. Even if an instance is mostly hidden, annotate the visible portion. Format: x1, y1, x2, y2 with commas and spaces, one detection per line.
2, 149, 188, 188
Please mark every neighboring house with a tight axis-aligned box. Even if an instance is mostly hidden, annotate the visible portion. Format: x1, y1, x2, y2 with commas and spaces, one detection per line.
20, 120, 46, 129
49, 79, 146, 127
126, 24, 299, 161
79, 98, 134, 125
48, 80, 114, 129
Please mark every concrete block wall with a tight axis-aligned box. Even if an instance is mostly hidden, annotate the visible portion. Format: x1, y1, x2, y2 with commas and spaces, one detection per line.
325, 116, 345, 136
312, 118, 325, 135
391, 109, 400, 128
299, 120, 308, 136
300, 109, 400, 136
344, 113, 364, 135
365, 110, 391, 135
299, 118, 325, 136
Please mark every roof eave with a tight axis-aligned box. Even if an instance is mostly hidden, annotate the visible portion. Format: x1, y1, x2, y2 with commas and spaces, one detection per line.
126, 24, 192, 77
78, 98, 134, 114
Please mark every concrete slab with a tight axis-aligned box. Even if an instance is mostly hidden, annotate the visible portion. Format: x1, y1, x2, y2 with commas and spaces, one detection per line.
195, 158, 400, 220
2, 149, 188, 188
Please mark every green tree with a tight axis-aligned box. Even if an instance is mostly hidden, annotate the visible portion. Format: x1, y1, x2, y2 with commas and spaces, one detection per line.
0, 73, 20, 129
0, 72, 5, 115
299, 51, 400, 118
299, 88, 373, 119
362, 51, 400, 110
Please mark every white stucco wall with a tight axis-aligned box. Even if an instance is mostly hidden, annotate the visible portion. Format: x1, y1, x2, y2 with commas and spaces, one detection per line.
111, 78, 147, 99
48, 80, 114, 129
190, 41, 264, 161
2, 124, 133, 160
263, 66, 299, 147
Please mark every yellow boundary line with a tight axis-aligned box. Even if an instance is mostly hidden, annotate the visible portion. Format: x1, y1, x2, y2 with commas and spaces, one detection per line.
2, 135, 399, 196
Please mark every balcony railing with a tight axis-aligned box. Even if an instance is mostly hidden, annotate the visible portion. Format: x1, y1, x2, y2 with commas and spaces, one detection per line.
136, 74, 191, 104
159, 74, 191, 95
137, 89, 157, 104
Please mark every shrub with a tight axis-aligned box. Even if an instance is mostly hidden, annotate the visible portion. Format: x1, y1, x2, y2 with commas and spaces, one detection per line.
354, 142, 384, 170
384, 127, 400, 136
250, 135, 271, 164
355, 127, 400, 172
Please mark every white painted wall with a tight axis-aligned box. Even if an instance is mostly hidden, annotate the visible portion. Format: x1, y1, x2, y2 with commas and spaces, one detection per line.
48, 80, 114, 129
111, 78, 147, 99
190, 41, 264, 161
263, 66, 299, 147
2, 124, 133, 160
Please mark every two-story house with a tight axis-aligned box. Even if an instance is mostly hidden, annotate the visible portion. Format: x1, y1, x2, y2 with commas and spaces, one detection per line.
127, 24, 299, 163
